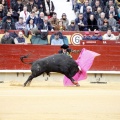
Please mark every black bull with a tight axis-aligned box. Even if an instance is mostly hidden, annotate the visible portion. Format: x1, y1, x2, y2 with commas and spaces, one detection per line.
20, 54, 80, 86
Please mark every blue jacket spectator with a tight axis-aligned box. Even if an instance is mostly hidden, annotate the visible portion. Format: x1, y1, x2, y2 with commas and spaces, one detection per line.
34, 0, 42, 8
91, 31, 103, 40
26, 11, 37, 24
51, 32, 64, 45
50, 32, 69, 45
75, 1, 90, 17
82, 32, 92, 40
75, 3, 84, 13
75, 13, 88, 31
35, 12, 44, 27
12, 0, 23, 13
37, 16, 53, 31
83, 6, 93, 20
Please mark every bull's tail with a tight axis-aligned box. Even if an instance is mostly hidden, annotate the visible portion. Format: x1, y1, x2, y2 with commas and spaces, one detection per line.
20, 54, 33, 65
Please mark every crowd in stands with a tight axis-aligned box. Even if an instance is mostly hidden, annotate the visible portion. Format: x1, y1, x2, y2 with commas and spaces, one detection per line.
0, 0, 120, 44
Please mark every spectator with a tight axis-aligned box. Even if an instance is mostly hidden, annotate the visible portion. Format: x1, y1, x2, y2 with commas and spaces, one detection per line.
1, 30, 14, 44
2, 16, 16, 30
84, 0, 90, 11
103, 28, 117, 40
97, 12, 107, 30
75, 13, 88, 31
0, 4, 6, 20
49, 12, 59, 29
74, 1, 81, 16
10, 0, 16, 8
91, 0, 104, 8
26, 11, 37, 24
2, 11, 14, 23
105, 5, 118, 20
54, 20, 66, 31
0, 0, 8, 8
43, 0, 55, 17
71, 0, 76, 10
102, 0, 109, 6
32, 6, 39, 18
94, 6, 102, 19
21, 0, 29, 6
34, 0, 42, 8
26, 18, 37, 31
60, 13, 69, 29
83, 6, 93, 21
0, 0, 8, 13
82, 31, 92, 40
91, 31, 103, 40
26, 0, 37, 13
15, 17, 26, 30
12, 0, 23, 14
87, 14, 98, 31
105, 0, 117, 11
75, 0, 89, 16
37, 16, 53, 31
35, 12, 44, 29
14, 31, 26, 44
67, 20, 79, 31
51, 32, 64, 45
108, 13, 117, 31
100, 19, 112, 31
118, 5, 120, 23
38, 3, 44, 13
20, 6, 30, 22
92, 0, 103, 12
8, 8, 19, 22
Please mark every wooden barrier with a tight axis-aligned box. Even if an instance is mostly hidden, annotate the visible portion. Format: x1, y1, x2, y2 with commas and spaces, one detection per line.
0, 30, 119, 44
0, 44, 120, 71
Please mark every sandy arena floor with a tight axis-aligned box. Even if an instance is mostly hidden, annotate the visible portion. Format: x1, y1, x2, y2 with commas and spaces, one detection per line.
0, 81, 120, 120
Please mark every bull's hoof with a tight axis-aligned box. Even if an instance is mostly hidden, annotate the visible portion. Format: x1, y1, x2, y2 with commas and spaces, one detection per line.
76, 83, 80, 87
27, 82, 31, 86
23, 83, 26, 87
73, 81, 80, 87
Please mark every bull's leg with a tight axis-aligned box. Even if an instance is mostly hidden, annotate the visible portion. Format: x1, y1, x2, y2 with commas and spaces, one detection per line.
70, 77, 80, 87
44, 72, 50, 81
24, 74, 34, 87
46, 72, 50, 77
65, 74, 80, 87
24, 71, 44, 87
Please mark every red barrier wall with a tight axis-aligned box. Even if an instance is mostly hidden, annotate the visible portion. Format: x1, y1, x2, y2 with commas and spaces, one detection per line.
0, 45, 120, 71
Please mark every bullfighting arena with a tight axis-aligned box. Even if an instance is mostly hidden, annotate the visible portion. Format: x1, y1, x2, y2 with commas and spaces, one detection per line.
0, 79, 120, 120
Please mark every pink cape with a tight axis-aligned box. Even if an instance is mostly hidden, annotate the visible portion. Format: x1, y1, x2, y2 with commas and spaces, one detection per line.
63, 48, 100, 86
